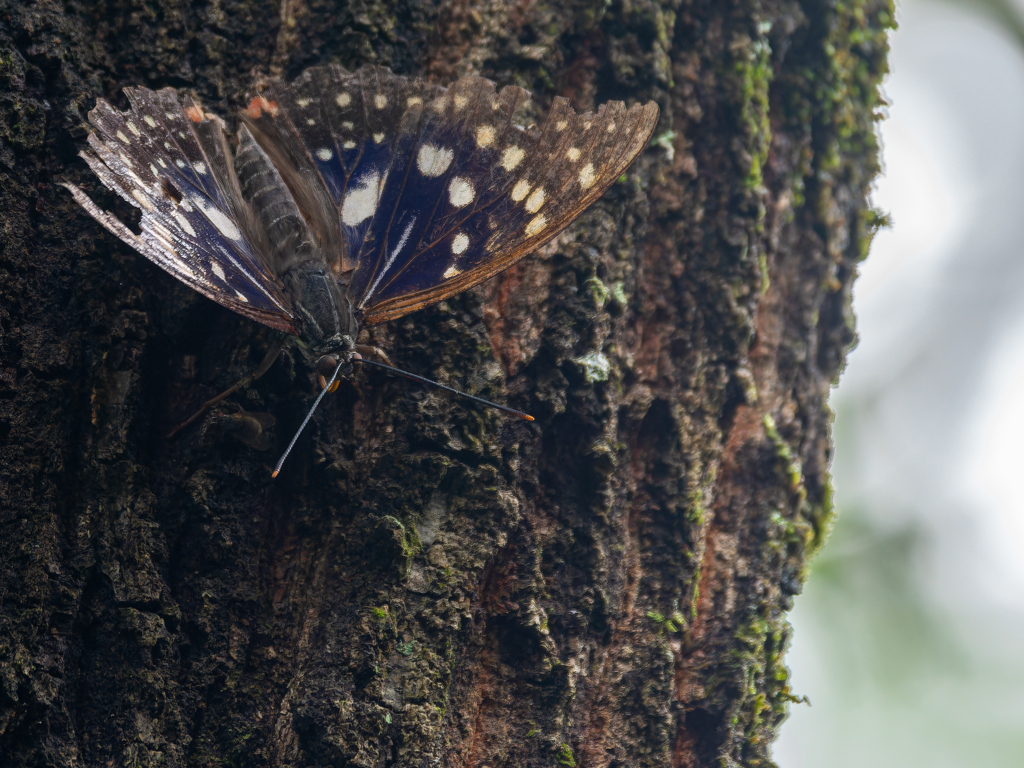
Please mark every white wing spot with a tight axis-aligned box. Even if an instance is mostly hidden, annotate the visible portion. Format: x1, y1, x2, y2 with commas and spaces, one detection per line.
583, 119, 593, 130
198, 199, 242, 240
361, 215, 416, 307
451, 232, 469, 254
150, 163, 159, 177
525, 214, 547, 238
374, 94, 387, 109
453, 94, 468, 110
296, 98, 311, 107
127, 121, 141, 136
448, 177, 475, 208
525, 187, 545, 213
336, 92, 351, 107
373, 132, 385, 144
172, 210, 196, 237
194, 161, 208, 175
177, 131, 186, 139
343, 140, 357, 149
116, 130, 130, 144
212, 262, 226, 281
475, 125, 495, 148
306, 118, 316, 126
417, 144, 454, 177
175, 159, 186, 168
157, 158, 167, 168
566, 147, 581, 162
235, 291, 249, 303
118, 152, 133, 168
341, 171, 384, 227
341, 120, 354, 130
579, 163, 596, 189
163, 141, 172, 150
131, 189, 155, 212
556, 120, 568, 131
164, 112, 177, 121
511, 179, 531, 202
143, 115, 157, 128
316, 148, 333, 161
444, 265, 462, 279
607, 121, 616, 132
501, 146, 525, 171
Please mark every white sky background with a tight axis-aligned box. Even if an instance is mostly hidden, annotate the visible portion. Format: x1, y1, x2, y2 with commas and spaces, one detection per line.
776, 1, 1024, 765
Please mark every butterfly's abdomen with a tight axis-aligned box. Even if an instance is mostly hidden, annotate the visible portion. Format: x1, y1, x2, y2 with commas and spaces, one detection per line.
235, 126, 319, 269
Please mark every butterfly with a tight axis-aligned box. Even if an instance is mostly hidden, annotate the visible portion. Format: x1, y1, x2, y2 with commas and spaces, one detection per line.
62, 64, 660, 474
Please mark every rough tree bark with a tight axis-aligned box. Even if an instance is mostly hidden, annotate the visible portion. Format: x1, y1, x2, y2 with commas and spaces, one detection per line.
0, 0, 891, 765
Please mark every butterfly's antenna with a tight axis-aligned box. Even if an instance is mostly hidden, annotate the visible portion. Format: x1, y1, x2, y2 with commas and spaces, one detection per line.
271, 359, 344, 478
356, 358, 535, 422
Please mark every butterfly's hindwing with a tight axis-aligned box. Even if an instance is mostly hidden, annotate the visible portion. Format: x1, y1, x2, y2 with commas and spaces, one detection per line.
66, 87, 298, 333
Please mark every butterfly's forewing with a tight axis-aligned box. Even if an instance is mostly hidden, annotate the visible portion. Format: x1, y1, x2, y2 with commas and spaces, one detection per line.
241, 65, 443, 276
64, 87, 297, 333
345, 83, 660, 326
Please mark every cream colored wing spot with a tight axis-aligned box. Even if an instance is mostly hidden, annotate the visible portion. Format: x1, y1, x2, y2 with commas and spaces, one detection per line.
316, 148, 333, 161
448, 177, 475, 208
501, 146, 525, 171
579, 163, 596, 190
453, 94, 468, 110
525, 187, 545, 213
566, 147, 581, 162
475, 125, 495, 148
143, 115, 157, 128
417, 144, 455, 177
336, 92, 351, 107
341, 171, 384, 227
374, 94, 388, 109
117, 130, 130, 144
194, 162, 208, 175
341, 120, 354, 130
296, 98, 311, 107
131, 189, 155, 212
443, 265, 462, 279
407, 96, 423, 106
343, 140, 357, 149
556, 120, 568, 131
373, 132, 385, 144
127, 121, 141, 136
172, 210, 196, 236
212, 262, 226, 281
451, 232, 469, 254
306, 118, 316, 126
525, 214, 547, 238
511, 179, 531, 202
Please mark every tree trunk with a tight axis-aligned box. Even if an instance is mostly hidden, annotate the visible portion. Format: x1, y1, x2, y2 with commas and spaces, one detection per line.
0, 0, 891, 765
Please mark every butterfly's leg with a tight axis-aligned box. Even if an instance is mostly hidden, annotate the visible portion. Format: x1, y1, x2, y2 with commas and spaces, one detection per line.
167, 340, 285, 438
355, 345, 393, 366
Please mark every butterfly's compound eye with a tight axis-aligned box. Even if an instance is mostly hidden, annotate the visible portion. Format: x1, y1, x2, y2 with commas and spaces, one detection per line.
316, 355, 341, 392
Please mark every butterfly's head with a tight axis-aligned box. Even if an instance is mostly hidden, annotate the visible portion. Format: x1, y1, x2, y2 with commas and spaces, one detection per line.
315, 352, 353, 392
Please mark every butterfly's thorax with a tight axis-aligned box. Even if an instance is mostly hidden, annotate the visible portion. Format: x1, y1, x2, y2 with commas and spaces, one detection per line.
285, 261, 358, 360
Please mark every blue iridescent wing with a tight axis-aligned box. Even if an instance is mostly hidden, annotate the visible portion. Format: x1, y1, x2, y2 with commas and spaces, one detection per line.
63, 87, 297, 334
